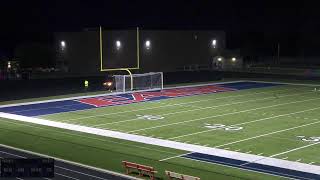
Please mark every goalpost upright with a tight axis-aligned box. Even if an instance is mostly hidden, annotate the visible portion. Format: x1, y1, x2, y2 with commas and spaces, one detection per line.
99, 26, 140, 90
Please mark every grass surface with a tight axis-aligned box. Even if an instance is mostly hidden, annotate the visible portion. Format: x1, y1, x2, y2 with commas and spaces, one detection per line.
1, 81, 320, 179
0, 118, 277, 180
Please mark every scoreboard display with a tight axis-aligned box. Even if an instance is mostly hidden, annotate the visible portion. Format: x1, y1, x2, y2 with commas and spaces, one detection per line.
0, 158, 54, 178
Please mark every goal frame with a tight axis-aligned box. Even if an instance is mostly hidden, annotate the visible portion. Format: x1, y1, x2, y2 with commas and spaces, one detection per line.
114, 72, 164, 92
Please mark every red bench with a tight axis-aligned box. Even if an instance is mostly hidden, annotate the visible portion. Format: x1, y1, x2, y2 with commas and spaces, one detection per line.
122, 161, 157, 180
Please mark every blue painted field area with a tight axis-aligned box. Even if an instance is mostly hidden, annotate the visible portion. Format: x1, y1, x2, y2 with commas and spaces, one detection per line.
183, 153, 320, 180
0, 81, 280, 117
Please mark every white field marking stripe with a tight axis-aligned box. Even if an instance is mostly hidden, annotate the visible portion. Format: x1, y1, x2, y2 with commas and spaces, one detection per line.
179, 157, 298, 180
55, 165, 108, 180
270, 142, 320, 158
58, 87, 293, 122
55, 173, 80, 180
91, 90, 313, 127
0, 144, 140, 180
1, 115, 320, 175
159, 152, 192, 162
0, 119, 179, 156
169, 106, 320, 140
128, 96, 320, 133
241, 142, 320, 167
247, 80, 320, 87
8, 102, 84, 113
0, 81, 243, 110
36, 82, 248, 117
0, 79, 314, 110
215, 118, 320, 148
54, 85, 300, 122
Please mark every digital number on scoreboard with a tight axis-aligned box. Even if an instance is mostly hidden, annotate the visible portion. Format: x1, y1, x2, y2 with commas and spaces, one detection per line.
0, 158, 54, 178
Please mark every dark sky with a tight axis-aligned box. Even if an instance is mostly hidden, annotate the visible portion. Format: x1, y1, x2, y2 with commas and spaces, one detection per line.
1, 0, 320, 57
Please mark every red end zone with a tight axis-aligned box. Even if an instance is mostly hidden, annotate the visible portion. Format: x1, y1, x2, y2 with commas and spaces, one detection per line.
77, 85, 235, 107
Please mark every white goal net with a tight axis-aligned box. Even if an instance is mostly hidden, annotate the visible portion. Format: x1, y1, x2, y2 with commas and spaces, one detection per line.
114, 72, 163, 92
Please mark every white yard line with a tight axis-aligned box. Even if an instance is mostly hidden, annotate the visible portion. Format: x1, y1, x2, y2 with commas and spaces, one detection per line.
91, 91, 312, 127
128, 96, 320, 133
179, 156, 299, 180
214, 118, 320, 148
169, 107, 320, 140
269, 142, 320, 158
159, 152, 192, 162
61, 85, 300, 123
0, 112, 319, 175
241, 142, 320, 168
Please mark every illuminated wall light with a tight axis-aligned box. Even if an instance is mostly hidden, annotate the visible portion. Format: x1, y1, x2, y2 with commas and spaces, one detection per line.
116, 40, 121, 49
61, 41, 66, 48
7, 61, 11, 69
232, 57, 236, 62
145, 40, 151, 49
212, 39, 217, 48
218, 57, 222, 62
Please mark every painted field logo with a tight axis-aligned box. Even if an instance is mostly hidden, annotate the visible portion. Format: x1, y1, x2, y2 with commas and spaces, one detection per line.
136, 115, 164, 120
204, 124, 243, 131
297, 136, 320, 142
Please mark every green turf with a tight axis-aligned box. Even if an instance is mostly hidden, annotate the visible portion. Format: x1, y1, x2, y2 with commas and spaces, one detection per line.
2, 81, 320, 179
0, 118, 279, 180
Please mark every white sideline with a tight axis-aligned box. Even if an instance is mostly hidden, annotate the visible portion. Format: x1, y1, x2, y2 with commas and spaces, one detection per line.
0, 80, 244, 109
247, 80, 320, 87
0, 112, 319, 176
1, 80, 318, 110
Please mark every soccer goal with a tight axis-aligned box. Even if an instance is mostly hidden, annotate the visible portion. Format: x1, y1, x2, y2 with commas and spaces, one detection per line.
114, 72, 163, 92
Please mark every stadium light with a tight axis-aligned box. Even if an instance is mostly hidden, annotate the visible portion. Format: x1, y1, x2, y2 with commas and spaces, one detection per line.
218, 57, 222, 62
232, 57, 236, 62
7, 61, 11, 69
212, 39, 217, 48
60, 41, 66, 48
116, 40, 121, 49
145, 40, 151, 49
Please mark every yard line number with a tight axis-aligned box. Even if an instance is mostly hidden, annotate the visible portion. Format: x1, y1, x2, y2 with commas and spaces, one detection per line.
136, 115, 164, 121
297, 136, 320, 142
204, 123, 243, 131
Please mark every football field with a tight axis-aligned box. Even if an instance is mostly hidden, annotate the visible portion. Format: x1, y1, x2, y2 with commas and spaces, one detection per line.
1, 81, 320, 179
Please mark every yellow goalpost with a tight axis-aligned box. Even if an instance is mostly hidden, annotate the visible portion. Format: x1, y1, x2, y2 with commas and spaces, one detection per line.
99, 26, 140, 90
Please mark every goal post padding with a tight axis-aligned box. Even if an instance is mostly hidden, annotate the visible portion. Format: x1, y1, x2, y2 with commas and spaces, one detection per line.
114, 72, 163, 92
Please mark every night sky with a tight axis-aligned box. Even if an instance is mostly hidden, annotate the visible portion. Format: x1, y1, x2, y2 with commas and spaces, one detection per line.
1, 0, 320, 57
